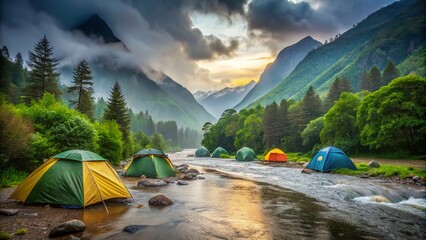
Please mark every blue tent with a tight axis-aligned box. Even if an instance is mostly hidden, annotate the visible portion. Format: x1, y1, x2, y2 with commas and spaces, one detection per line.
307, 146, 357, 172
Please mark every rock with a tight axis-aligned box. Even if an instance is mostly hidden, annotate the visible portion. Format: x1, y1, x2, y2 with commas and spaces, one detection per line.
185, 168, 200, 175
302, 162, 309, 167
48, 219, 85, 238
148, 195, 174, 206
183, 173, 196, 180
163, 177, 177, 183
370, 195, 389, 203
0, 208, 19, 216
67, 235, 81, 240
124, 198, 134, 203
302, 169, 314, 174
123, 225, 147, 233
368, 161, 380, 168
177, 180, 188, 185
360, 174, 369, 178
413, 176, 420, 181
137, 179, 167, 187
197, 176, 205, 180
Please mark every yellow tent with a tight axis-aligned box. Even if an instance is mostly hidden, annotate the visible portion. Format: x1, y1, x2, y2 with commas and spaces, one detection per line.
10, 150, 131, 212
264, 148, 288, 162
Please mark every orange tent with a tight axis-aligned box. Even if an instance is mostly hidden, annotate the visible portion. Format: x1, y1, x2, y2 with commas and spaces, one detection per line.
264, 148, 287, 162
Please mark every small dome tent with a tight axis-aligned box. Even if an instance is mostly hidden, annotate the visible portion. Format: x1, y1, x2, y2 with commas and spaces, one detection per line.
124, 148, 175, 178
307, 146, 357, 172
9, 150, 131, 211
195, 146, 210, 157
211, 147, 228, 158
235, 147, 257, 161
264, 148, 287, 162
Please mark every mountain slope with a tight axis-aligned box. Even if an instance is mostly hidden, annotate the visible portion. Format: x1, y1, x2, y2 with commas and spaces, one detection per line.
199, 81, 256, 118
65, 14, 215, 128
249, 0, 424, 107
234, 36, 321, 110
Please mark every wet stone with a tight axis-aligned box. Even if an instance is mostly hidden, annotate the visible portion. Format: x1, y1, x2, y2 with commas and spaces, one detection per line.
148, 195, 174, 206
123, 225, 148, 233
183, 173, 197, 180
368, 161, 380, 168
0, 208, 19, 216
197, 176, 205, 180
185, 168, 200, 175
49, 219, 85, 238
177, 180, 189, 185
413, 176, 420, 181
137, 179, 167, 187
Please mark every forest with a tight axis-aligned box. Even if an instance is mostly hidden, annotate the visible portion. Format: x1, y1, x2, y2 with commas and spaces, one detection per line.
202, 67, 426, 158
0, 36, 201, 184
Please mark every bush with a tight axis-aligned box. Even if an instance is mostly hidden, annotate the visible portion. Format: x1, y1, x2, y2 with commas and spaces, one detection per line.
0, 231, 11, 240
95, 121, 123, 165
0, 101, 33, 169
0, 167, 27, 187
15, 228, 27, 235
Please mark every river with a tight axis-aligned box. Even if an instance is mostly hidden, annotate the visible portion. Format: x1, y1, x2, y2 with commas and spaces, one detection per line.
0, 149, 425, 239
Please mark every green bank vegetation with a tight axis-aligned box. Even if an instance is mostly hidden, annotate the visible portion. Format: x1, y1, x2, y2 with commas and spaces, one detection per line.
334, 163, 426, 179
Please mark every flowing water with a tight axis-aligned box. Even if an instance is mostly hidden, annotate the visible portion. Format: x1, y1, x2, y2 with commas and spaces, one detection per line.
1, 150, 425, 239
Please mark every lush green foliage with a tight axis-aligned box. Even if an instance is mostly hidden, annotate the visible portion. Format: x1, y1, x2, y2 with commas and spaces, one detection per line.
0, 99, 33, 169
150, 133, 167, 151
68, 60, 94, 119
0, 230, 11, 240
333, 163, 426, 179
23, 35, 61, 103
95, 121, 123, 165
301, 117, 324, 152
0, 167, 27, 187
18, 93, 97, 164
321, 92, 364, 154
358, 74, 426, 154
15, 228, 28, 235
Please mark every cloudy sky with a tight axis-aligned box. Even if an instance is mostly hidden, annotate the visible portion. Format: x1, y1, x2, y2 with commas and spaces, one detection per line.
0, 0, 394, 92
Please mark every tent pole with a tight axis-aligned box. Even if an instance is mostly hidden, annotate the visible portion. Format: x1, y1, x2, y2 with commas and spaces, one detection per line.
84, 162, 109, 214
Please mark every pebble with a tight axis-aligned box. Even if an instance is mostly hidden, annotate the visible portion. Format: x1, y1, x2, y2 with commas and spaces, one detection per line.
0, 208, 19, 216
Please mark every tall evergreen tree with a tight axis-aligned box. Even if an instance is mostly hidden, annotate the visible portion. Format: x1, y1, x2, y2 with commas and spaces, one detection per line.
23, 35, 60, 103
1, 46, 9, 59
68, 60, 94, 119
339, 77, 352, 93
263, 102, 279, 148
277, 99, 291, 143
382, 61, 399, 85
104, 81, 131, 157
301, 86, 322, 122
359, 70, 370, 91
368, 66, 382, 92
325, 77, 353, 111
14, 52, 23, 66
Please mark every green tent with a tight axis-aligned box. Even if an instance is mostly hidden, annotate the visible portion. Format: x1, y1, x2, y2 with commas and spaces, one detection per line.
124, 149, 175, 178
235, 147, 256, 161
195, 146, 210, 157
211, 147, 228, 158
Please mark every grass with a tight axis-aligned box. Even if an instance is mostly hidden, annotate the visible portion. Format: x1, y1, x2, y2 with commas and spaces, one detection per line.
0, 231, 11, 240
15, 228, 27, 235
333, 163, 426, 178
286, 152, 311, 162
220, 154, 233, 158
352, 152, 426, 160
0, 167, 27, 187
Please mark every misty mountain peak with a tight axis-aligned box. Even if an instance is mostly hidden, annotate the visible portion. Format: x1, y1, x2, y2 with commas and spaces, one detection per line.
74, 14, 121, 44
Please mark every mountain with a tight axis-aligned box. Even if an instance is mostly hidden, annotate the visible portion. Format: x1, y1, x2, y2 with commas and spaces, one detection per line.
199, 81, 256, 118
234, 36, 321, 110
193, 90, 218, 102
65, 14, 215, 128
249, 0, 425, 108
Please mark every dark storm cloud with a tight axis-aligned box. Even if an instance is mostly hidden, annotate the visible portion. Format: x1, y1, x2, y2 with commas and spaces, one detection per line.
246, 0, 395, 50
132, 0, 246, 60
247, 0, 395, 34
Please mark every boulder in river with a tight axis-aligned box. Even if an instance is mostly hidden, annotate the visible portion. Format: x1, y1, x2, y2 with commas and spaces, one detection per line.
183, 173, 197, 180
177, 180, 189, 185
49, 219, 85, 238
185, 168, 200, 175
137, 179, 167, 187
148, 195, 174, 206
368, 161, 380, 168
0, 208, 19, 216
123, 225, 148, 233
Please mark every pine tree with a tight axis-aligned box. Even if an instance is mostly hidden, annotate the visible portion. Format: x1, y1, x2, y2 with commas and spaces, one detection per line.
23, 35, 60, 103
1, 46, 9, 59
368, 66, 382, 92
14, 52, 23, 66
104, 81, 131, 156
68, 60, 94, 119
324, 77, 341, 111
339, 77, 352, 93
301, 86, 322, 122
277, 99, 291, 142
263, 102, 279, 148
382, 61, 399, 85
359, 70, 370, 91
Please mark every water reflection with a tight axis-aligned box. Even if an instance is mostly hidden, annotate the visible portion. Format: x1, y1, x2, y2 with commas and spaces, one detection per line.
81, 168, 380, 240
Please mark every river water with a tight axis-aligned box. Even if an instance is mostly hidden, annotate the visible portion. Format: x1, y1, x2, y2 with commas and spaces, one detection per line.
1, 150, 425, 239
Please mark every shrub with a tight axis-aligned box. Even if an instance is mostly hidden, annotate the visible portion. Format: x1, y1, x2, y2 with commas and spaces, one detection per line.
95, 121, 123, 165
